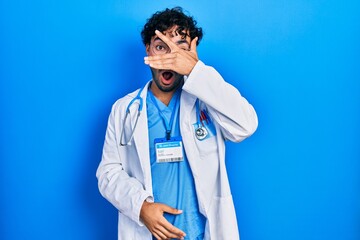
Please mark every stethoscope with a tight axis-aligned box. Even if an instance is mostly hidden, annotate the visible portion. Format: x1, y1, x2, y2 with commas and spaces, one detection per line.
119, 86, 145, 146
119, 84, 210, 146
194, 99, 210, 140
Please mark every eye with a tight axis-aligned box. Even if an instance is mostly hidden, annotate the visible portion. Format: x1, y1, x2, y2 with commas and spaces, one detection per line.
155, 45, 165, 51
179, 46, 190, 51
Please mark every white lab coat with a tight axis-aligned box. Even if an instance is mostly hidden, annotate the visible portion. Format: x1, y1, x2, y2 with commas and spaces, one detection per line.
96, 60, 258, 240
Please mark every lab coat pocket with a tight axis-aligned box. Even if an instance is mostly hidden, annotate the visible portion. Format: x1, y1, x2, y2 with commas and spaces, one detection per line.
118, 212, 152, 240
193, 121, 218, 158
207, 195, 239, 240
118, 212, 136, 239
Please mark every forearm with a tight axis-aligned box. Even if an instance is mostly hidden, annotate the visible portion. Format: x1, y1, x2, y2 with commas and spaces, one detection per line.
97, 162, 151, 225
183, 60, 258, 141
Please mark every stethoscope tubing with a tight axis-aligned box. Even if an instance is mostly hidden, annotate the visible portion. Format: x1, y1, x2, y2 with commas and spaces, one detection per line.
119, 84, 210, 145
119, 86, 144, 146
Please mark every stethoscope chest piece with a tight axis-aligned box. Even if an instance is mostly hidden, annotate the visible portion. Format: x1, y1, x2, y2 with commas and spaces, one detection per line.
195, 126, 208, 140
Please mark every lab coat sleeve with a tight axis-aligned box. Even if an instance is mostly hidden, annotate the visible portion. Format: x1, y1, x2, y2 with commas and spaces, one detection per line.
182, 60, 258, 142
96, 102, 151, 226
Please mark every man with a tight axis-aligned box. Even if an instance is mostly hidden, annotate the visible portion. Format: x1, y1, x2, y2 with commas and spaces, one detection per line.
96, 7, 258, 240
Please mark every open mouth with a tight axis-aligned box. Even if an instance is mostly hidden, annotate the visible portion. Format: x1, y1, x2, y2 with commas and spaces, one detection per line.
162, 71, 174, 81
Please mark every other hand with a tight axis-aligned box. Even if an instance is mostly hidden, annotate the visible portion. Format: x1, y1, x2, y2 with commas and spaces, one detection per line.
140, 201, 186, 240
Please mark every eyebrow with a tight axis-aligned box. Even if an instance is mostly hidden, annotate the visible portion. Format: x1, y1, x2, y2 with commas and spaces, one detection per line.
153, 37, 190, 47
177, 39, 190, 46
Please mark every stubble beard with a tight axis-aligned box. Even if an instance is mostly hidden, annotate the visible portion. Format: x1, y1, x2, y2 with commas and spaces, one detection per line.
151, 68, 184, 93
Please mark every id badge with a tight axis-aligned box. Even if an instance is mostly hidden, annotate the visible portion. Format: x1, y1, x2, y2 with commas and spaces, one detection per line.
154, 136, 184, 163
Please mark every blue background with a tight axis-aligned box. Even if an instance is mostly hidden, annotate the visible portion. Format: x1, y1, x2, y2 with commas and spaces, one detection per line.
1, 0, 359, 239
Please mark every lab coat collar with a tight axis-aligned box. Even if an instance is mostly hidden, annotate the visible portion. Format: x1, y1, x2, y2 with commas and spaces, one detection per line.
132, 81, 152, 192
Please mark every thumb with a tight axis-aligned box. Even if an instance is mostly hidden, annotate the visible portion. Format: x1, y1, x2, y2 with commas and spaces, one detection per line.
160, 204, 183, 215
190, 37, 198, 52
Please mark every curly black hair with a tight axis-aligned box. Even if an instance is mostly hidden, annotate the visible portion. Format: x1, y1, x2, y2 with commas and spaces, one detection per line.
141, 7, 203, 46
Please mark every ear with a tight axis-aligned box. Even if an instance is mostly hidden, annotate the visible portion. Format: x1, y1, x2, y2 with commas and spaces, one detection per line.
145, 44, 150, 56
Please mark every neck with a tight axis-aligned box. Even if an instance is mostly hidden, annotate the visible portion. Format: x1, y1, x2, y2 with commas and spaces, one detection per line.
150, 83, 181, 106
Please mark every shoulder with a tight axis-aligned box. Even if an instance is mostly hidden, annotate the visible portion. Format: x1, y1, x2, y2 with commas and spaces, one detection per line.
111, 88, 142, 114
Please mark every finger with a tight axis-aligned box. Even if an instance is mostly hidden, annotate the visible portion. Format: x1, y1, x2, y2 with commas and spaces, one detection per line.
159, 203, 183, 215
147, 63, 174, 71
144, 53, 177, 62
153, 228, 168, 240
155, 30, 178, 51
145, 58, 175, 67
155, 211, 186, 238
162, 220, 186, 238
156, 225, 183, 239
190, 37, 198, 52
152, 231, 162, 240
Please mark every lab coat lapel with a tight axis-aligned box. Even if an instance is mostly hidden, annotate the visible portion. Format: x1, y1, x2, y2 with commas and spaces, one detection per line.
180, 90, 198, 166
180, 89, 209, 216
132, 82, 152, 191
180, 90, 197, 120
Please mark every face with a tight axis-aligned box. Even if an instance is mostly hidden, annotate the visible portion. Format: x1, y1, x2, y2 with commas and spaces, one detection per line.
146, 26, 191, 93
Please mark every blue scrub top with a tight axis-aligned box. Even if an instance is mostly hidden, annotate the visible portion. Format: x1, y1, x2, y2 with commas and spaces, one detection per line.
147, 87, 206, 240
